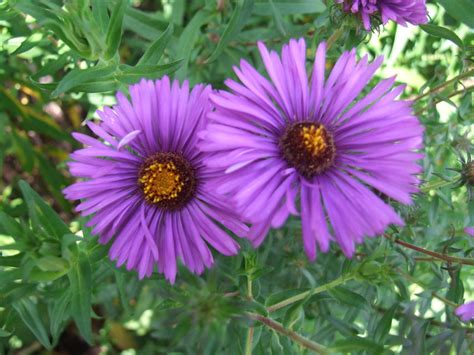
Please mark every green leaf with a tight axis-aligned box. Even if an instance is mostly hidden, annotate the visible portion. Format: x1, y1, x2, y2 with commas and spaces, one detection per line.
374, 304, 397, 343
437, 0, 474, 28
207, 0, 255, 63
68, 254, 93, 344
0, 211, 23, 237
18, 180, 70, 239
91, 0, 109, 34
118, 61, 182, 84
330, 336, 384, 353
124, 7, 169, 41
175, 9, 213, 80
420, 24, 464, 49
49, 290, 72, 345
328, 287, 369, 309
137, 23, 174, 66
104, 0, 126, 60
36, 256, 70, 273
36, 152, 70, 210
51, 64, 116, 97
253, 0, 325, 15
268, 0, 287, 36
13, 299, 52, 350
11, 129, 35, 173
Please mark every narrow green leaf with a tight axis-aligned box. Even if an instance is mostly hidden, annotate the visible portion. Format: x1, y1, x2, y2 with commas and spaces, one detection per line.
18, 180, 70, 239
0, 211, 23, 237
268, 0, 287, 36
51, 64, 116, 97
207, 0, 255, 63
175, 9, 213, 80
91, 0, 109, 34
420, 24, 464, 49
137, 23, 174, 66
330, 336, 384, 353
118, 61, 182, 84
253, 0, 325, 15
13, 299, 52, 350
49, 290, 72, 345
328, 287, 369, 309
104, 0, 126, 60
36, 152, 70, 210
124, 7, 169, 40
374, 304, 397, 343
68, 255, 93, 344
11, 129, 35, 173
437, 0, 474, 28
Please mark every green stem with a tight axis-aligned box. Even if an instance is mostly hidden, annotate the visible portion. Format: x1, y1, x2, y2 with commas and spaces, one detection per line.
326, 26, 344, 51
415, 86, 474, 116
246, 313, 331, 354
420, 179, 454, 193
385, 234, 474, 266
415, 69, 474, 102
245, 277, 254, 355
267, 274, 354, 313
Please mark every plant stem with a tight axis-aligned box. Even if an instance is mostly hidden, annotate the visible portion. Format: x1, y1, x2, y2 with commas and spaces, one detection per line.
415, 86, 474, 116
414, 69, 474, 102
245, 277, 254, 355
384, 234, 474, 266
326, 26, 344, 51
267, 274, 354, 313
246, 312, 331, 354
420, 179, 454, 193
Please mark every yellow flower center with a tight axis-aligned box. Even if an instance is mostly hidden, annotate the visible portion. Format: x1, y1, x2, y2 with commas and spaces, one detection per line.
280, 122, 336, 179
138, 152, 195, 209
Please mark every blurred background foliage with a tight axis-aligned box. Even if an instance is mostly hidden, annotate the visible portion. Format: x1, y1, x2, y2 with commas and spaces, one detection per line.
0, 0, 473, 354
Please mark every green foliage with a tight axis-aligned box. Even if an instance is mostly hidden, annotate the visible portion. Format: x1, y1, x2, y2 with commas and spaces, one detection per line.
0, 0, 473, 354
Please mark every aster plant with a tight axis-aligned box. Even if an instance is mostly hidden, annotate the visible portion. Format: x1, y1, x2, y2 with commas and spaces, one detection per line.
336, 0, 428, 30
200, 38, 424, 260
63, 77, 247, 281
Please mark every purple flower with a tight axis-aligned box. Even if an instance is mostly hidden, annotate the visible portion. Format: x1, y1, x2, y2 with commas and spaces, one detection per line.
336, 0, 428, 30
455, 301, 474, 322
199, 38, 423, 260
465, 227, 474, 237
64, 77, 247, 281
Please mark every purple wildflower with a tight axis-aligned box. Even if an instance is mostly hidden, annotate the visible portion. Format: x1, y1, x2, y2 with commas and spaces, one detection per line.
336, 0, 428, 30
455, 301, 474, 322
199, 38, 423, 260
465, 227, 474, 237
64, 77, 247, 282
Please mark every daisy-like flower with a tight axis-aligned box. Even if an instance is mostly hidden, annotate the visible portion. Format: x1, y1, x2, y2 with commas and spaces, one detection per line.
199, 38, 423, 260
455, 301, 474, 322
64, 77, 247, 281
336, 0, 428, 30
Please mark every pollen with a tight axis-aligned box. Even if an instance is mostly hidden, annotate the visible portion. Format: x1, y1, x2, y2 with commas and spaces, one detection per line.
280, 122, 336, 179
138, 152, 196, 209
301, 125, 328, 157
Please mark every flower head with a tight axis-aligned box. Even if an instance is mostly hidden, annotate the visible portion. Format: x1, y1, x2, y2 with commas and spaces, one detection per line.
64, 77, 247, 281
465, 227, 474, 237
200, 38, 423, 260
336, 0, 428, 30
455, 301, 474, 322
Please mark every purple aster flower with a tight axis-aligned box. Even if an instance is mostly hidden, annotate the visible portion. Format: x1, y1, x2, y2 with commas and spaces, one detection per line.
465, 227, 474, 237
455, 301, 474, 322
336, 0, 428, 30
63, 77, 247, 282
199, 38, 423, 260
